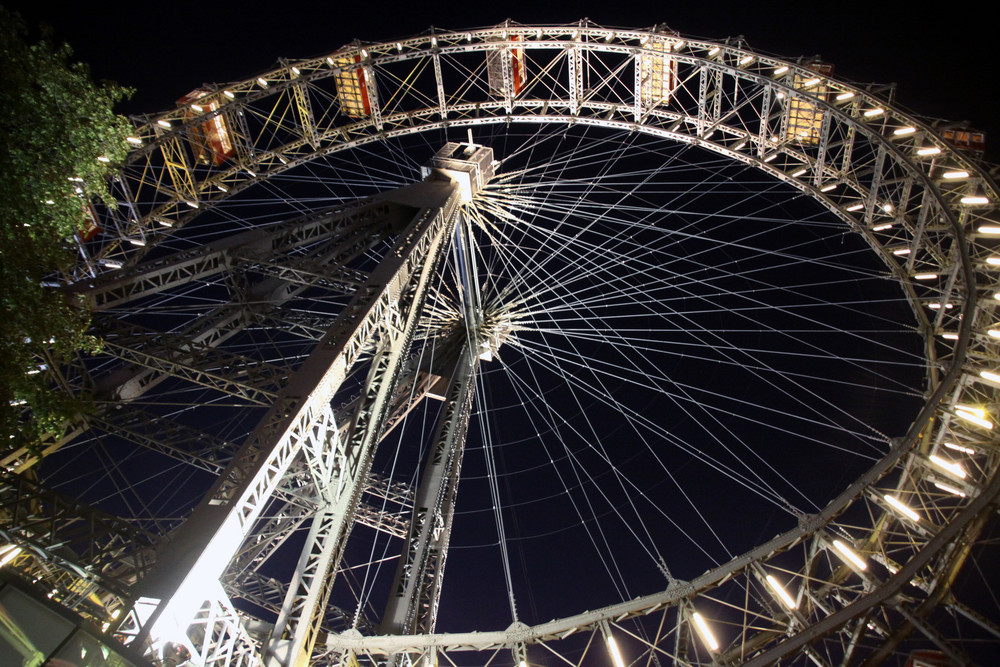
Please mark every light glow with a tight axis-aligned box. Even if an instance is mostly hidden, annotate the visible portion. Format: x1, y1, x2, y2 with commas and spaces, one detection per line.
763, 153, 777, 162
691, 612, 720, 651
739, 55, 754, 65
157, 120, 171, 129
846, 203, 865, 212
884, 494, 920, 522
223, 90, 235, 99
917, 147, 941, 156
0, 545, 22, 567
97, 156, 110, 163
941, 332, 959, 340
606, 635, 626, 667
929, 453, 967, 479
774, 66, 789, 75
832, 539, 867, 570
945, 441, 976, 454
981, 226, 1000, 235
933, 482, 966, 497
836, 91, 855, 100
891, 247, 910, 255
942, 170, 969, 179
987, 257, 1000, 266
257, 77, 268, 87
962, 196, 990, 205
820, 183, 837, 192
765, 574, 797, 609
126, 136, 142, 145
913, 273, 937, 280
955, 408, 993, 430
893, 126, 916, 136
863, 108, 885, 117
708, 46, 721, 56
791, 168, 807, 177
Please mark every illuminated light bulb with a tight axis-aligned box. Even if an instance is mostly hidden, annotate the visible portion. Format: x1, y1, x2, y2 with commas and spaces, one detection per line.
156, 218, 173, 228
892, 247, 910, 255
708, 46, 721, 56
942, 170, 969, 179
955, 408, 993, 430
981, 226, 1000, 235
733, 141, 747, 150
792, 168, 807, 177
126, 136, 142, 145
0, 545, 22, 567
941, 332, 959, 340
820, 183, 837, 192
956, 405, 986, 418
933, 481, 966, 497
893, 126, 916, 136
246, 169, 257, 177
765, 574, 797, 609
606, 635, 626, 667
863, 108, 885, 117
673, 40, 686, 51
763, 153, 778, 162
882, 203, 893, 213
397, 42, 404, 51
97, 156, 110, 163
774, 66, 789, 75
127, 238, 146, 247
917, 147, 941, 156
832, 539, 867, 569
836, 91, 855, 100
291, 66, 301, 76
847, 203, 865, 212
257, 77, 269, 87
776, 91, 785, 99
111, 609, 121, 619
981, 370, 1000, 386
223, 90, 235, 99
185, 200, 199, 209
217, 184, 228, 193
945, 441, 976, 454
691, 612, 720, 651
913, 273, 937, 280
884, 494, 920, 522
872, 223, 892, 231
739, 55, 754, 66
100, 259, 123, 269
190, 104, 203, 112
803, 77, 821, 87
987, 257, 1000, 266
929, 453, 967, 479
326, 56, 335, 65
962, 196, 990, 205
158, 119, 171, 129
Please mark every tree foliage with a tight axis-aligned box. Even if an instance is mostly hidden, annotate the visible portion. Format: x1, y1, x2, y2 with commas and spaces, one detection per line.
1, 6, 132, 456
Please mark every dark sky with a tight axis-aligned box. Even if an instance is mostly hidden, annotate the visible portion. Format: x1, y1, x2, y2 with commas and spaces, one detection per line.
6, 0, 997, 162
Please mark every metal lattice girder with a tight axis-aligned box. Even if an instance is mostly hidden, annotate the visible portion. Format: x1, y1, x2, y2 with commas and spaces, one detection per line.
381, 342, 479, 637
0, 471, 157, 610
76, 200, 401, 311
127, 175, 463, 649
97, 317, 291, 406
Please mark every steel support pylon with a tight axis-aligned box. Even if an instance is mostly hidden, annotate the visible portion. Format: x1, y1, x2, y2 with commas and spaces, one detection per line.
110, 144, 495, 666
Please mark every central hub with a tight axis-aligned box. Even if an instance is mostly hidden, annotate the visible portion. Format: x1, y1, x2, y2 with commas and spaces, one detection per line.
421, 142, 495, 202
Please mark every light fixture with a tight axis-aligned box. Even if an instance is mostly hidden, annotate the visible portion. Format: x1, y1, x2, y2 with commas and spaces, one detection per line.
126, 136, 142, 145
708, 46, 721, 56
917, 147, 941, 156
836, 91, 855, 100
739, 55, 754, 66
774, 66, 789, 75
933, 481, 966, 497
987, 257, 1000, 265
763, 153, 777, 162
832, 539, 867, 570
792, 168, 807, 177
606, 634, 626, 667
893, 126, 916, 136
944, 441, 976, 454
257, 77, 268, 87
691, 612, 720, 651
158, 119, 171, 129
223, 90, 235, 99
803, 77, 820, 87
942, 170, 969, 179
190, 104, 203, 112
765, 574, 797, 609
872, 223, 892, 231
820, 183, 837, 192
863, 108, 885, 117
97, 156, 110, 163
980, 226, 1000, 234
847, 203, 865, 212
892, 247, 910, 255
955, 407, 993, 430
929, 453, 967, 479
941, 332, 959, 340
913, 273, 937, 280
962, 196, 990, 205
884, 494, 920, 522
0, 546, 23, 567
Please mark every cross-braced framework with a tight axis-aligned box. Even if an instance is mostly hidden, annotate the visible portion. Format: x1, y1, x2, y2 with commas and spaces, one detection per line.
3, 19, 1000, 667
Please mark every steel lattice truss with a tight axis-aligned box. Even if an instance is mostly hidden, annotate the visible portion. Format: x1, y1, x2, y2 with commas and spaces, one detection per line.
3, 19, 1000, 667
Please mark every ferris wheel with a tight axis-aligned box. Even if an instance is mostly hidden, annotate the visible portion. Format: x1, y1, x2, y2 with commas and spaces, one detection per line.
3, 19, 1000, 667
